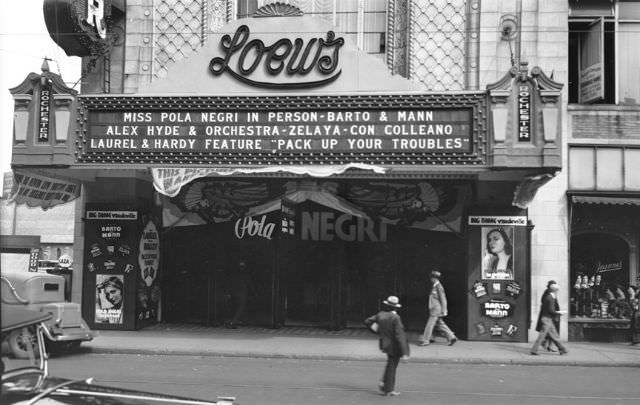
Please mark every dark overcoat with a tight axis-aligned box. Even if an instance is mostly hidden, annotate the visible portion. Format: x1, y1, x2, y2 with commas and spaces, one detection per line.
535, 289, 560, 332
365, 310, 410, 358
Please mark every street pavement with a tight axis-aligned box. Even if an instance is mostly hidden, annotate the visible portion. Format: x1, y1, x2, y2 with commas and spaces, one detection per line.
83, 324, 640, 367
49, 353, 640, 405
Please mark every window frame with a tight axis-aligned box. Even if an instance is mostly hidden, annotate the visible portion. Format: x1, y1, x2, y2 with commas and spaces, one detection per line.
569, 1, 640, 105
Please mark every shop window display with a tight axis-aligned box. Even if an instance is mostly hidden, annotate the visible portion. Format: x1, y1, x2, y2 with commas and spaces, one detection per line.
570, 233, 637, 320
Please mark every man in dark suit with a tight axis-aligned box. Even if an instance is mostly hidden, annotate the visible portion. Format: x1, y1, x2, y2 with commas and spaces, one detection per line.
364, 296, 410, 396
531, 280, 568, 355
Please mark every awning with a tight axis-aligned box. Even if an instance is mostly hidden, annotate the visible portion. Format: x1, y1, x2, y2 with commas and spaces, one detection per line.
151, 164, 387, 198
571, 195, 640, 206
9, 169, 81, 210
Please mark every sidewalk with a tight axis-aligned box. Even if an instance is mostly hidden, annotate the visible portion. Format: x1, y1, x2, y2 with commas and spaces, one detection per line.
85, 324, 640, 367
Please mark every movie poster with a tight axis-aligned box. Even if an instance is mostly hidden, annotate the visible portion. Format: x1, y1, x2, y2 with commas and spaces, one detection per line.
468, 214, 527, 342
95, 274, 124, 324
481, 226, 515, 280
137, 219, 161, 322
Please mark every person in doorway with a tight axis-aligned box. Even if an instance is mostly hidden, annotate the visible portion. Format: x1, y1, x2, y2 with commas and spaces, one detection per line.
226, 259, 250, 329
364, 296, 410, 396
531, 280, 568, 355
482, 228, 514, 280
419, 270, 457, 346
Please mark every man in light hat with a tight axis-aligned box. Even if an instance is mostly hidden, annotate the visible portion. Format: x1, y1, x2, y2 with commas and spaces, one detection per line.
419, 270, 458, 346
364, 295, 410, 396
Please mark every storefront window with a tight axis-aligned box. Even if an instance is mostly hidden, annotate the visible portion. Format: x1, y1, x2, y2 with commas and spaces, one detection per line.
570, 233, 636, 320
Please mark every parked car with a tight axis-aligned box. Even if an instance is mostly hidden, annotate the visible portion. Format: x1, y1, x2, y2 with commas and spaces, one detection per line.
1, 306, 236, 404
1, 271, 93, 357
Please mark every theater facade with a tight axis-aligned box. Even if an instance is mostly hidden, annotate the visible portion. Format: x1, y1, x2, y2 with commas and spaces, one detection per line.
9, 1, 567, 341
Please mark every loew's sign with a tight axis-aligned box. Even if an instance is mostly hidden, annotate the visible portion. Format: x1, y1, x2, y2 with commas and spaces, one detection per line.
209, 25, 344, 89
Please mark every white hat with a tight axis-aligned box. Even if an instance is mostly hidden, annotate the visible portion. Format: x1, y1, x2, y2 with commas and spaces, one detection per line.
383, 295, 402, 308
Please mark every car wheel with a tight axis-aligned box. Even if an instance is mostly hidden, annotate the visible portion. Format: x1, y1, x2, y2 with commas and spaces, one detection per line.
8, 327, 39, 359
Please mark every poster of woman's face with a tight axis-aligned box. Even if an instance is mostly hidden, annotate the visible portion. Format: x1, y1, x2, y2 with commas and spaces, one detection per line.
482, 227, 515, 280
95, 274, 124, 324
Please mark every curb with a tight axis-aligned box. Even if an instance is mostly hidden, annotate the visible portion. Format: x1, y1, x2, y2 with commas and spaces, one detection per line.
86, 347, 640, 368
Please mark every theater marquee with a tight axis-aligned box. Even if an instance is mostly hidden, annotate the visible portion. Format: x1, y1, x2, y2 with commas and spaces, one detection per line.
75, 93, 487, 166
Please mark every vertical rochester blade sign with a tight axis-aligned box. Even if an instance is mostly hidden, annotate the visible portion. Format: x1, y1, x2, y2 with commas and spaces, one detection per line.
517, 83, 531, 142
38, 81, 52, 142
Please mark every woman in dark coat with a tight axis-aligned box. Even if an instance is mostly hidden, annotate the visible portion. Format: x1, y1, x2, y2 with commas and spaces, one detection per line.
536, 286, 561, 352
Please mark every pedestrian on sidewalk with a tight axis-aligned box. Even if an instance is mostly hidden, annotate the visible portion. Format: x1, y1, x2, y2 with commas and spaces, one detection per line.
630, 285, 639, 345
541, 315, 561, 352
364, 296, 410, 397
531, 280, 568, 355
418, 270, 457, 346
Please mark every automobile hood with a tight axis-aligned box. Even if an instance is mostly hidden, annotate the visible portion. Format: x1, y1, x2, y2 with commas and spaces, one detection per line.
6, 376, 233, 404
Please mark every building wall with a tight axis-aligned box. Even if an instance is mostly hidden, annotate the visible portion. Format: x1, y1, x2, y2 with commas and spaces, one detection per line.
521, 0, 569, 340
75, 0, 571, 339
478, 0, 515, 86
477, 0, 570, 339
0, 199, 76, 244
565, 0, 640, 339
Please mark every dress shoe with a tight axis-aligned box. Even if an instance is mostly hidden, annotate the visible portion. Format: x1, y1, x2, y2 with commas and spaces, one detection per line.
418, 341, 430, 346
559, 350, 568, 355
448, 338, 458, 346
385, 391, 400, 396
530, 351, 539, 355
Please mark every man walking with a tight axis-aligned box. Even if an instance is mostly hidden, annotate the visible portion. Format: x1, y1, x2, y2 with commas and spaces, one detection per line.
364, 296, 410, 396
531, 280, 568, 355
419, 271, 457, 346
